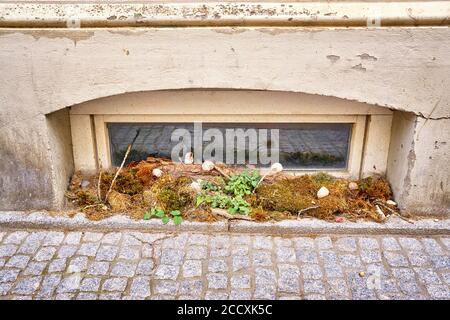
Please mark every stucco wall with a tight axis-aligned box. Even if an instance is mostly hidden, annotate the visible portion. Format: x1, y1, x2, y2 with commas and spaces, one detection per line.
0, 26, 449, 214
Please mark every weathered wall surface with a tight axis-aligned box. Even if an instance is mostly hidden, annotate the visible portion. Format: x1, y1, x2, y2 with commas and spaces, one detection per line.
0, 26, 449, 214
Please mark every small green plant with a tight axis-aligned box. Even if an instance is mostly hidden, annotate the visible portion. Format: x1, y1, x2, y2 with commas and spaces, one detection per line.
144, 207, 183, 225
227, 196, 251, 215
201, 180, 221, 192
224, 170, 261, 197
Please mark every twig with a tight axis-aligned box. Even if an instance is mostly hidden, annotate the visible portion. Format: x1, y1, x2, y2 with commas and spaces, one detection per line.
374, 200, 414, 224
97, 170, 103, 202
104, 129, 140, 203
82, 203, 106, 210
297, 205, 320, 219
211, 208, 253, 221
214, 166, 231, 180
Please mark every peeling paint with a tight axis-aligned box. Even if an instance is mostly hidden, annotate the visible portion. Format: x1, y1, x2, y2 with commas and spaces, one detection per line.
351, 63, 367, 72
326, 55, 340, 63
357, 53, 378, 61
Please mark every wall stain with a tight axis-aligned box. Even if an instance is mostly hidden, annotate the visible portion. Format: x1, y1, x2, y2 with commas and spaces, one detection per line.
357, 53, 378, 61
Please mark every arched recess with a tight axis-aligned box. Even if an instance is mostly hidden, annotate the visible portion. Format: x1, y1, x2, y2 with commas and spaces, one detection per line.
67, 89, 393, 180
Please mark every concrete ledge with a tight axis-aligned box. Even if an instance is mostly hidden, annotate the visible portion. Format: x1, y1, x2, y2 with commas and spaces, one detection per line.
0, 1, 449, 28
0, 211, 449, 236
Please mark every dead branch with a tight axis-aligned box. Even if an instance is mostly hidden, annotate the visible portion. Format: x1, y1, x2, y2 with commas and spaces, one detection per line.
104, 129, 140, 203
297, 205, 320, 219
214, 166, 231, 180
97, 170, 103, 202
211, 208, 253, 221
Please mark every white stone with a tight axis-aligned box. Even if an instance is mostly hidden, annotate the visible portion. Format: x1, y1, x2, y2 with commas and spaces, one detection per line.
317, 187, 329, 199
270, 163, 283, 173
184, 152, 194, 165
386, 200, 397, 206
152, 168, 163, 177
202, 160, 215, 172
348, 182, 358, 190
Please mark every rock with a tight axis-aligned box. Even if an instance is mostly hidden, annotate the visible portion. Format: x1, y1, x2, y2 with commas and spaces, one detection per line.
107, 191, 131, 211
359, 271, 365, 277
202, 160, 215, 172
317, 186, 329, 199
335, 217, 345, 223
348, 182, 358, 190
375, 205, 386, 221
270, 162, 283, 173
81, 180, 90, 189
184, 152, 194, 165
190, 180, 202, 192
152, 168, 163, 177
386, 200, 397, 206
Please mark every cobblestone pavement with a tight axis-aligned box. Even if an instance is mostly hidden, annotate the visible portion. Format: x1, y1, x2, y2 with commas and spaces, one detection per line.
0, 228, 449, 300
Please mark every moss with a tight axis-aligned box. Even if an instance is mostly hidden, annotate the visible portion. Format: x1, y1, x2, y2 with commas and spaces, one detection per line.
101, 170, 143, 196
358, 176, 392, 201
75, 190, 98, 206
150, 175, 194, 212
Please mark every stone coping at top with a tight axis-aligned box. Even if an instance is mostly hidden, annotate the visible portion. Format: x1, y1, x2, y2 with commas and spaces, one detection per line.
0, 1, 450, 28
0, 211, 448, 236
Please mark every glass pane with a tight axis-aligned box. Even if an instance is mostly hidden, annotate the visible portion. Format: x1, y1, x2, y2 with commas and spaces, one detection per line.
108, 122, 351, 170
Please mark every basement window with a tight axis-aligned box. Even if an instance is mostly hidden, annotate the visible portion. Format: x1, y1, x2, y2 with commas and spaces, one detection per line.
108, 122, 352, 170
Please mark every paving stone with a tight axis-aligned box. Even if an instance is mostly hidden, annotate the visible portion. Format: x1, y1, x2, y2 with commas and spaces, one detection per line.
205, 291, 228, 300
64, 232, 83, 245
231, 275, 251, 289
324, 264, 344, 278
274, 237, 292, 247
37, 274, 62, 297
57, 274, 82, 293
101, 232, 122, 245
441, 272, 450, 285
210, 247, 230, 258
186, 245, 207, 260
384, 251, 409, 267
301, 264, 323, 280
361, 250, 382, 264
4, 231, 29, 244
57, 245, 78, 259
160, 249, 184, 265
232, 256, 250, 272
296, 249, 318, 264
87, 261, 110, 276
326, 278, 350, 297
399, 237, 424, 251
293, 237, 315, 249
336, 237, 357, 252
80, 277, 101, 292
67, 256, 89, 273
278, 264, 300, 293
0, 269, 20, 283
17, 242, 40, 255
407, 250, 431, 266
398, 281, 421, 295
34, 246, 56, 261
230, 290, 252, 300
102, 277, 127, 291
118, 246, 141, 261
99, 292, 121, 300
315, 237, 333, 250
154, 264, 179, 280
231, 235, 251, 245
182, 260, 202, 278
421, 238, 444, 255
392, 268, 417, 282
276, 247, 296, 263
319, 250, 339, 264
232, 246, 249, 256
96, 245, 119, 261
77, 243, 100, 257
48, 258, 67, 273
83, 232, 103, 242
12, 276, 41, 295
188, 234, 209, 245
23, 262, 47, 276
0, 283, 13, 296
122, 234, 143, 246
252, 251, 272, 267
440, 237, 450, 250
154, 280, 179, 295
339, 254, 362, 268
254, 268, 277, 299
43, 232, 65, 246
6, 254, 30, 269
179, 279, 203, 296
382, 237, 401, 251
253, 236, 273, 250
430, 255, 450, 269
0, 244, 18, 257
303, 280, 325, 295
0, 259, 4, 268
77, 293, 98, 300
207, 273, 228, 289
111, 261, 137, 277
55, 293, 75, 300
359, 238, 380, 250
136, 259, 154, 275
426, 284, 450, 299
142, 244, 153, 258
210, 235, 230, 249
414, 268, 442, 285
208, 259, 228, 273
0, 232, 5, 242
130, 276, 151, 298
